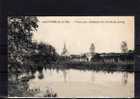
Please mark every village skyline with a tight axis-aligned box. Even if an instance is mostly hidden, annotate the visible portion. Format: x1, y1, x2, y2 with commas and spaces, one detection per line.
33, 16, 134, 54
60, 41, 134, 56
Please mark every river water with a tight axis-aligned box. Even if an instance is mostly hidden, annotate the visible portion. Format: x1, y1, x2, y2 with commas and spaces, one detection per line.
28, 68, 134, 98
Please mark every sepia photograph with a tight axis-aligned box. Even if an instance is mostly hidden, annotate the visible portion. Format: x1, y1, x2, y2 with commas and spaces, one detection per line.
8, 16, 134, 98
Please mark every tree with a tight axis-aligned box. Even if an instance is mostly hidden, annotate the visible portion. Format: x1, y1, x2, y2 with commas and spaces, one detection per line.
8, 16, 38, 75
8, 16, 39, 97
92, 53, 101, 62
121, 41, 128, 53
30, 42, 58, 72
128, 49, 134, 53
8, 16, 58, 97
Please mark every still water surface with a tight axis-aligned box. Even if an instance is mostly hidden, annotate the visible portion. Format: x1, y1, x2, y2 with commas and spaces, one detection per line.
28, 68, 134, 98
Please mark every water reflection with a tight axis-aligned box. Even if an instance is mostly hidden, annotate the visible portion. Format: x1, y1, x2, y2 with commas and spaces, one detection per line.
91, 71, 95, 83
29, 69, 134, 97
56, 69, 60, 74
63, 69, 67, 83
122, 72, 128, 85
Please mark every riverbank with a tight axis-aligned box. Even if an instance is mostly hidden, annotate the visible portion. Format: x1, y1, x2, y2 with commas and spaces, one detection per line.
45, 61, 134, 72
8, 73, 57, 97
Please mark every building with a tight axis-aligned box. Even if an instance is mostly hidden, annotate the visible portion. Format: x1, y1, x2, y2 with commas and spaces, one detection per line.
61, 43, 69, 56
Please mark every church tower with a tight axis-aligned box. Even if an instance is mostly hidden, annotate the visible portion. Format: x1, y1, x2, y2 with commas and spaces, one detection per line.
86, 43, 95, 61
90, 43, 95, 56
61, 43, 69, 56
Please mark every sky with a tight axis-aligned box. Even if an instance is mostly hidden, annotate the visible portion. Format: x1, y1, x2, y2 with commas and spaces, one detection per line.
32, 16, 134, 55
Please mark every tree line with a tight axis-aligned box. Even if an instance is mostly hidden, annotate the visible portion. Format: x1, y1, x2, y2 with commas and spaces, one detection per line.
8, 16, 58, 77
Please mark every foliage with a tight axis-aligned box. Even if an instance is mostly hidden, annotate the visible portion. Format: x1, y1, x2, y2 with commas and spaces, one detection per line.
29, 42, 58, 73
8, 16, 58, 75
121, 41, 128, 53
8, 79, 57, 97
8, 16, 58, 97
8, 16, 38, 74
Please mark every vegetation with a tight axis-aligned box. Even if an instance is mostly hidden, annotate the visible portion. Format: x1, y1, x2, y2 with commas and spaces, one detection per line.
8, 16, 38, 77
8, 16, 58, 97
8, 79, 57, 97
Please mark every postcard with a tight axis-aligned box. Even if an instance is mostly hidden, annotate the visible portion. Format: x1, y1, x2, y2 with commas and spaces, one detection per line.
7, 16, 134, 98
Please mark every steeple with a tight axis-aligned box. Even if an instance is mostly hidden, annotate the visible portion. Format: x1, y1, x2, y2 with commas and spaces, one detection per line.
61, 43, 68, 56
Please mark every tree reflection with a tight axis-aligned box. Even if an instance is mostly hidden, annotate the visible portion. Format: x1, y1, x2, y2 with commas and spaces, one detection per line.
91, 71, 95, 83
122, 72, 128, 85
56, 68, 60, 74
63, 69, 67, 83
38, 71, 44, 79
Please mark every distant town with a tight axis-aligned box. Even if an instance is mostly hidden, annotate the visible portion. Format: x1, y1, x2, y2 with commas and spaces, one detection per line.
43, 41, 135, 72
60, 42, 134, 63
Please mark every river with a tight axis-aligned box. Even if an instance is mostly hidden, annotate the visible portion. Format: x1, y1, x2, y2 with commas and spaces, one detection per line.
28, 68, 134, 98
